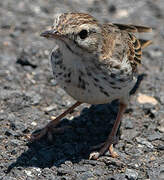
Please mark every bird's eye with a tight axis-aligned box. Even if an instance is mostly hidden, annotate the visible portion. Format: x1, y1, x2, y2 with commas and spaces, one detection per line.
79, 30, 88, 39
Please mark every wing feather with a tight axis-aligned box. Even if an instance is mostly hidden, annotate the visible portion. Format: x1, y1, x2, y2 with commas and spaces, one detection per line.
102, 23, 152, 72
113, 23, 152, 33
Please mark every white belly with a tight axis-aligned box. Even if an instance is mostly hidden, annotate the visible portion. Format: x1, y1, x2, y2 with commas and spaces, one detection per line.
50, 46, 136, 104
58, 76, 136, 104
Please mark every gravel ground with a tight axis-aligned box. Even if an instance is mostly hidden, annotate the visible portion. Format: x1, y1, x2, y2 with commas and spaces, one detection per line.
0, 0, 164, 179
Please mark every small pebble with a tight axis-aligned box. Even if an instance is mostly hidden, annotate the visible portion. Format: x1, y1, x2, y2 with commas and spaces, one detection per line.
42, 104, 57, 112
31, 121, 37, 126
125, 168, 138, 180
136, 137, 154, 149
157, 126, 164, 133
115, 9, 129, 18
24, 170, 33, 177
137, 93, 158, 105
147, 132, 162, 141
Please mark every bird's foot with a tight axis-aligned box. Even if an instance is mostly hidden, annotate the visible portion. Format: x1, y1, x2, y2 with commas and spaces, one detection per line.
27, 125, 70, 143
26, 102, 81, 143
89, 136, 119, 160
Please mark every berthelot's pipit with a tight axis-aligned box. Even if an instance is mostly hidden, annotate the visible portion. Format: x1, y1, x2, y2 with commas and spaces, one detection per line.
30, 13, 152, 159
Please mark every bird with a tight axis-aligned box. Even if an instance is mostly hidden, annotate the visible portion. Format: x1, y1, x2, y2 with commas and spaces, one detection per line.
29, 12, 152, 159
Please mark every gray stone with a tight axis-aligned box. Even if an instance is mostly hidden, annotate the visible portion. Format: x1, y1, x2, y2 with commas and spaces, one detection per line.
147, 132, 162, 141
136, 137, 154, 149
125, 168, 138, 180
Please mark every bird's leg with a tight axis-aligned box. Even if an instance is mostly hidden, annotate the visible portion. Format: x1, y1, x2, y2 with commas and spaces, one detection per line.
90, 102, 127, 160
29, 101, 82, 142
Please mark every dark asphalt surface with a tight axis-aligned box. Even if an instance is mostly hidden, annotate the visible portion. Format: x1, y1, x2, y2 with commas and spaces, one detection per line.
0, 0, 164, 179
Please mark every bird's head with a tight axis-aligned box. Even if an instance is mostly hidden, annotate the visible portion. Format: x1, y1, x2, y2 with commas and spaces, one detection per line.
41, 13, 102, 54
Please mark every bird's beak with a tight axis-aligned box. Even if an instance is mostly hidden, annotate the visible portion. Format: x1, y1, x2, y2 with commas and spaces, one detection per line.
40, 29, 60, 38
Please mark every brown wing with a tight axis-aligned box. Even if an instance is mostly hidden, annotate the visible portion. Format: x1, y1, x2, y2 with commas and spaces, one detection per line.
127, 32, 152, 72
113, 23, 152, 33
112, 23, 152, 72
127, 33, 142, 72
101, 23, 152, 72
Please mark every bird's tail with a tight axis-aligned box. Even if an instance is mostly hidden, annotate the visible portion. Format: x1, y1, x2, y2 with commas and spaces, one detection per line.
138, 39, 152, 49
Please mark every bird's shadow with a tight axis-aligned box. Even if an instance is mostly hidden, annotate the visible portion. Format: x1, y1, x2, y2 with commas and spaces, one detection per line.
7, 74, 146, 172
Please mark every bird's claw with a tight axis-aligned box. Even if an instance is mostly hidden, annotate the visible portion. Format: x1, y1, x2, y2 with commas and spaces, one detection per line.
89, 136, 119, 159
27, 125, 71, 142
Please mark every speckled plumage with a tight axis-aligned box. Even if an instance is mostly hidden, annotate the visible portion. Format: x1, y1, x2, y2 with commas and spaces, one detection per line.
31, 12, 152, 159
48, 13, 151, 105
